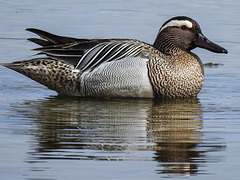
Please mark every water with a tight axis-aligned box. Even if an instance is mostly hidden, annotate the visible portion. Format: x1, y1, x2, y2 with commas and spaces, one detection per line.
0, 0, 240, 179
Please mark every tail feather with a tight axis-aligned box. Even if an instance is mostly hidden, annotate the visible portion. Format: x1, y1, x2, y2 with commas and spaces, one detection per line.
27, 38, 53, 46
26, 28, 77, 44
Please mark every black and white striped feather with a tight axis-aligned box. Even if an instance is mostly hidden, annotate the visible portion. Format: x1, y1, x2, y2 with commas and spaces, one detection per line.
27, 28, 148, 72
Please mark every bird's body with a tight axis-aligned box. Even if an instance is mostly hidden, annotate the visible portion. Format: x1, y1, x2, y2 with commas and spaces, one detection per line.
2, 16, 227, 98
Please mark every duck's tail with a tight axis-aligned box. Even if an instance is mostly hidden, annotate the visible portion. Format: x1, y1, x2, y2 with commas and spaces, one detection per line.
2, 58, 80, 96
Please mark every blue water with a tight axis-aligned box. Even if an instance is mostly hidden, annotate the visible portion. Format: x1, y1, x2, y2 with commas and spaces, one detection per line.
0, 0, 240, 180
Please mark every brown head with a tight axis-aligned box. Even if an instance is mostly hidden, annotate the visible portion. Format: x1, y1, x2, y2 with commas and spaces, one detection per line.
153, 16, 228, 55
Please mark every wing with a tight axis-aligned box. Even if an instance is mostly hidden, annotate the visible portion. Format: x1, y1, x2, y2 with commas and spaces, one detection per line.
27, 28, 150, 72
75, 40, 147, 71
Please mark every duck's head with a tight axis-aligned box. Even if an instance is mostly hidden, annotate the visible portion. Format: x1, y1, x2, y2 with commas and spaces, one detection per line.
153, 16, 228, 55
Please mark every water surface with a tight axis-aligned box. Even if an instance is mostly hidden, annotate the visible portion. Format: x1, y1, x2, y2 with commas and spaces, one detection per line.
0, 0, 240, 179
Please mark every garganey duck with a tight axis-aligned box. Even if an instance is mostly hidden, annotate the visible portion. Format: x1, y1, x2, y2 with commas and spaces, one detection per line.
2, 16, 228, 98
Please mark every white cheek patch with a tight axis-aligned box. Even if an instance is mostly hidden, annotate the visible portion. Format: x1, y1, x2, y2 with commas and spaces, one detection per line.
159, 20, 193, 32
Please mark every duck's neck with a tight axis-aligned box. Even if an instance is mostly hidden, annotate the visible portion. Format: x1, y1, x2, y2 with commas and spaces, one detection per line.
153, 32, 184, 56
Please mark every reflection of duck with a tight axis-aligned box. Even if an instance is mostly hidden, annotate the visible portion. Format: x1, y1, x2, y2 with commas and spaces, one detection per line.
15, 97, 224, 176
147, 99, 203, 176
22, 97, 153, 153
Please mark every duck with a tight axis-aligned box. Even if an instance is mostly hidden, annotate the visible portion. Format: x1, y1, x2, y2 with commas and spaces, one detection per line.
2, 16, 227, 98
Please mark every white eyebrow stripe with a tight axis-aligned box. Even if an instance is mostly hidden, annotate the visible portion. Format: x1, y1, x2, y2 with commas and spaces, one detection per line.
159, 20, 193, 32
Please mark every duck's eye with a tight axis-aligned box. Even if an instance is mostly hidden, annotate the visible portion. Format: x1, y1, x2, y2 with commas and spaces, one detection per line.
181, 25, 188, 30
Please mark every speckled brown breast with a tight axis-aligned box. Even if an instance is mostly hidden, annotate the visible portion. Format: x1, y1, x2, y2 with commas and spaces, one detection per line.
147, 49, 204, 98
